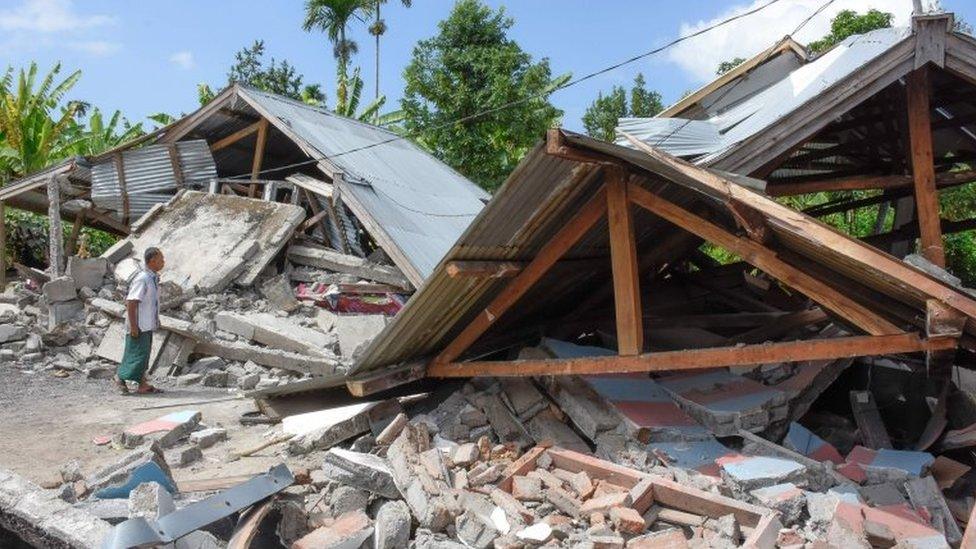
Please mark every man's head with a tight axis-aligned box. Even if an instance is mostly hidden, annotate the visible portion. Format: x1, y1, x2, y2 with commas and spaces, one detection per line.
144, 247, 165, 273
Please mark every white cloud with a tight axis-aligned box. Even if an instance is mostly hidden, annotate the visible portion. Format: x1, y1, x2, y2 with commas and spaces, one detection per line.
169, 51, 196, 70
667, 0, 914, 82
0, 0, 114, 33
68, 40, 121, 57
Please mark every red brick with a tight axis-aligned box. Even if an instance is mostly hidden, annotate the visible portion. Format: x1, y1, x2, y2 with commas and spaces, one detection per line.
610, 506, 646, 535
292, 510, 372, 549
626, 528, 689, 548
580, 492, 633, 515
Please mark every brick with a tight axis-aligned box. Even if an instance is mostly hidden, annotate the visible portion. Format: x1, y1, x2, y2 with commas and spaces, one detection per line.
546, 486, 581, 517
491, 488, 534, 524
188, 427, 227, 449
580, 492, 633, 516
293, 510, 373, 549
610, 506, 646, 535
469, 463, 506, 487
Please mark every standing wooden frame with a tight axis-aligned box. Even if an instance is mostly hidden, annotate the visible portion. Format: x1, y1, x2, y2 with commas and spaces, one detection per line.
606, 169, 643, 355
906, 66, 945, 266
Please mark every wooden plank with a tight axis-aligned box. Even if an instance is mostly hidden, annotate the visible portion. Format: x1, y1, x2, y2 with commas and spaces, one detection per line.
606, 170, 643, 355
626, 183, 902, 336
250, 118, 269, 197
620, 132, 976, 321
210, 120, 262, 152
298, 208, 330, 235
165, 142, 185, 188
428, 333, 955, 378
345, 362, 426, 397
906, 67, 945, 266
732, 308, 829, 344
445, 260, 523, 279
177, 474, 258, 493
768, 174, 915, 196
65, 207, 87, 257
300, 188, 332, 245
849, 390, 893, 449
432, 185, 608, 365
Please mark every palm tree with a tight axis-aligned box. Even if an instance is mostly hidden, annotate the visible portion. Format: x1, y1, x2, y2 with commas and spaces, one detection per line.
368, 0, 411, 100
302, 0, 373, 75
0, 62, 84, 182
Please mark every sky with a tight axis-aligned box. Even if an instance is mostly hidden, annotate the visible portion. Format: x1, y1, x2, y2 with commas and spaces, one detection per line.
2, 0, 975, 134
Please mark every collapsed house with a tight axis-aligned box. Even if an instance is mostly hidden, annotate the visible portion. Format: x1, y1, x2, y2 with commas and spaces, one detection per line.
5, 10, 976, 549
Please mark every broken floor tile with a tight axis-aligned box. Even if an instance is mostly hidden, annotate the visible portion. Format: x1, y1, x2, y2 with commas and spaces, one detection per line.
646, 439, 736, 477
845, 446, 934, 483
583, 375, 713, 442
656, 370, 788, 436
718, 454, 808, 495
749, 482, 805, 525
121, 410, 201, 449
783, 422, 844, 464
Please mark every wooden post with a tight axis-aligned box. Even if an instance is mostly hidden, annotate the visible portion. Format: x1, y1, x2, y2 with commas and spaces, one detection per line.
47, 177, 64, 277
906, 66, 945, 266
66, 207, 87, 257
250, 118, 269, 198
606, 169, 643, 355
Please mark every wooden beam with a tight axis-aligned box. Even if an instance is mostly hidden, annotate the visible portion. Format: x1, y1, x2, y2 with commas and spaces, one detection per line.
626, 183, 902, 336
299, 209, 330, 235
433, 186, 608, 365
446, 260, 523, 279
906, 66, 945, 266
210, 120, 262, 152
250, 118, 269, 197
804, 170, 976, 216
606, 169, 643, 355
427, 333, 956, 378
546, 128, 623, 166
768, 174, 912, 196
165, 143, 185, 188
619, 133, 976, 321
346, 362, 426, 397
300, 188, 332, 245
65, 207, 88, 257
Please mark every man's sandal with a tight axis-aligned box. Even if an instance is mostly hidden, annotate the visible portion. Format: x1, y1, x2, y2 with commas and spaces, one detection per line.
113, 376, 129, 395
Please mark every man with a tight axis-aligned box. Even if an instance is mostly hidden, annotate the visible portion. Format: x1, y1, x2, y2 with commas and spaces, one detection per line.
114, 247, 165, 394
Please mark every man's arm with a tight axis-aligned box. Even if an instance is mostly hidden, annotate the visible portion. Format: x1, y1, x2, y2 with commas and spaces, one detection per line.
126, 300, 140, 337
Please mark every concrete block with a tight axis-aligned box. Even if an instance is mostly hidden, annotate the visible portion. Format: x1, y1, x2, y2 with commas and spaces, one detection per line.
656, 370, 788, 436
42, 276, 77, 302
0, 324, 26, 344
321, 447, 399, 499
749, 482, 806, 525
456, 509, 499, 548
188, 427, 227, 449
48, 299, 84, 328
293, 509, 373, 549
164, 445, 202, 467
374, 500, 411, 549
214, 311, 336, 357
452, 442, 480, 467
67, 256, 108, 289
101, 238, 134, 264
128, 481, 175, 519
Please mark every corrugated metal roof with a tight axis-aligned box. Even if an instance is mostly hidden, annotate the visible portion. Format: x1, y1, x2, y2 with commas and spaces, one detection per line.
621, 26, 913, 162
354, 130, 976, 374
90, 140, 216, 220
239, 88, 489, 284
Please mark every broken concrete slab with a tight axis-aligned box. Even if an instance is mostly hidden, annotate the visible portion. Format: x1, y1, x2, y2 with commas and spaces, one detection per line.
322, 447, 399, 499
656, 370, 788, 436
844, 446, 934, 483
66, 256, 108, 289
87, 443, 176, 499
121, 410, 201, 449
259, 272, 300, 312
749, 482, 805, 525
335, 314, 388, 358
783, 422, 844, 464
285, 401, 392, 455
188, 427, 226, 449
96, 320, 168, 366
538, 375, 622, 441
288, 245, 411, 289
0, 467, 112, 548
214, 311, 336, 357
111, 191, 305, 292
194, 338, 339, 376
374, 500, 411, 549
525, 408, 591, 454
904, 475, 962, 544
42, 276, 77, 303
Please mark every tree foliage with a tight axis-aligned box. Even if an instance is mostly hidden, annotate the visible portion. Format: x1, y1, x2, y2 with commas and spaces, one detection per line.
303, 0, 373, 69
582, 73, 662, 142
807, 9, 893, 53
198, 40, 325, 106
401, 0, 566, 192
716, 57, 746, 75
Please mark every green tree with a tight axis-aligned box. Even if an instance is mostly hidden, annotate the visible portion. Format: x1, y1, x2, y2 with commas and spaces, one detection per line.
71, 108, 144, 156
368, 0, 412, 100
0, 62, 83, 182
807, 9, 893, 53
401, 0, 567, 192
582, 73, 663, 142
716, 57, 746, 75
303, 0, 373, 74
198, 40, 325, 106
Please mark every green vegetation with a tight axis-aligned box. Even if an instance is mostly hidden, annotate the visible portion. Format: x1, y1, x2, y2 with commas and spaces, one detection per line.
807, 9, 894, 53
716, 57, 746, 75
197, 40, 326, 106
400, 0, 568, 192
582, 73, 663, 142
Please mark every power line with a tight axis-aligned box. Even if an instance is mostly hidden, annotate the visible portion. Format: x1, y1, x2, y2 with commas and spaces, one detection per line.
222, 0, 787, 181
